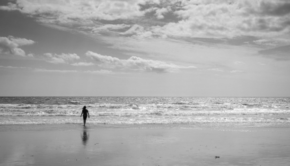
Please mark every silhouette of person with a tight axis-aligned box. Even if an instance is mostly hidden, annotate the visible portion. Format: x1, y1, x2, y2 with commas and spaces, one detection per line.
81, 127, 89, 146
80, 106, 90, 126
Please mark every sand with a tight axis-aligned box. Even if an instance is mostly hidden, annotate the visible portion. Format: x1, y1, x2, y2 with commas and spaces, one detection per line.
1, 124, 290, 166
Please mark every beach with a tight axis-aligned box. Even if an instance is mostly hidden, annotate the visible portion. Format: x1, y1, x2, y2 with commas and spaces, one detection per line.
1, 124, 290, 166
1, 97, 290, 165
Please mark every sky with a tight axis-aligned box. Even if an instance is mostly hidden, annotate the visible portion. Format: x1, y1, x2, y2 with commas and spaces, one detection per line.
0, 0, 290, 97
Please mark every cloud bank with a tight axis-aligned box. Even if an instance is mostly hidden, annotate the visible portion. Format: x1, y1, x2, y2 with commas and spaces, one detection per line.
86, 51, 195, 73
0, 36, 34, 57
1, 0, 289, 44
41, 50, 195, 73
2, 0, 290, 62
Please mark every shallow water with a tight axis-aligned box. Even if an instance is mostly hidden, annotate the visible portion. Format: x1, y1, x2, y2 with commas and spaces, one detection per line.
0, 97, 290, 126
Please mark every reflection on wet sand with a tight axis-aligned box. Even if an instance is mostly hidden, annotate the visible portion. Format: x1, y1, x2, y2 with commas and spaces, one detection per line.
81, 126, 89, 146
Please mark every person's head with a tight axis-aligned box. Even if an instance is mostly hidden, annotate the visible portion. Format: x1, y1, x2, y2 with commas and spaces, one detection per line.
83, 106, 86, 109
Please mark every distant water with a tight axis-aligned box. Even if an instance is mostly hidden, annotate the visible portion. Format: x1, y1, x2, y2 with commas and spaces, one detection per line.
0, 97, 290, 126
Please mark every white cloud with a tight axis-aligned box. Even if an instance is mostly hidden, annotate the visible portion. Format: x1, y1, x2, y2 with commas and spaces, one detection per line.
0, 2, 18, 11
2, 0, 289, 47
121, 24, 157, 38
84, 70, 113, 74
253, 38, 290, 47
34, 68, 112, 74
9, 37, 35, 46
148, 0, 290, 39
93, 24, 131, 33
86, 50, 195, 73
34, 69, 78, 73
44, 53, 80, 64
155, 8, 169, 19
0, 36, 34, 57
0, 0, 143, 23
71, 62, 94, 66
121, 24, 145, 35
139, 1, 290, 42
86, 51, 120, 64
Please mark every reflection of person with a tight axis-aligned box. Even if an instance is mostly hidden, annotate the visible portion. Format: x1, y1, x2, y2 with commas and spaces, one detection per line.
80, 106, 90, 126
81, 127, 89, 146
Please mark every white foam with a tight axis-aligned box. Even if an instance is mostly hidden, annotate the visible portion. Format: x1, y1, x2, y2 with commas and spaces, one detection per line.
0, 97, 290, 125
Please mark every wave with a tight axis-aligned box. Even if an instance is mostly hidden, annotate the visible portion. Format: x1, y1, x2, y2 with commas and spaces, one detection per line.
1, 103, 290, 117
68, 100, 80, 105
1, 97, 290, 125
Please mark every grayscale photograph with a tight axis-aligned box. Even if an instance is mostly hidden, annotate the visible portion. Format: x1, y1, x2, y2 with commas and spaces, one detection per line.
0, 0, 290, 165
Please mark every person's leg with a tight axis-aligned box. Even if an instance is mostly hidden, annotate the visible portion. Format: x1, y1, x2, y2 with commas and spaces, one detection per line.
83, 116, 87, 126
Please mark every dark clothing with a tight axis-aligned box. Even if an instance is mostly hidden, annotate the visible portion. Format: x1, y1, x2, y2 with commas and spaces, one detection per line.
81, 107, 89, 126
83, 114, 87, 121
82, 108, 89, 117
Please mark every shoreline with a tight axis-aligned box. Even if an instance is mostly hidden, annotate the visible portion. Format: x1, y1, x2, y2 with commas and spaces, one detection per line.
1, 122, 290, 130
1, 124, 290, 166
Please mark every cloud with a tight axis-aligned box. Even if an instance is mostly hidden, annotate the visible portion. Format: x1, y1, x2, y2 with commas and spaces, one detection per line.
0, 0, 143, 24
146, 0, 290, 43
44, 53, 80, 64
121, 24, 146, 36
84, 70, 113, 74
150, 0, 290, 39
1, 0, 290, 48
86, 51, 195, 73
0, 36, 34, 57
259, 45, 290, 60
259, 0, 290, 16
34, 68, 112, 74
9, 37, 35, 46
93, 24, 131, 34
0, 2, 19, 11
253, 38, 290, 47
139, 0, 183, 23
34, 69, 78, 73
71, 62, 94, 66
155, 8, 169, 19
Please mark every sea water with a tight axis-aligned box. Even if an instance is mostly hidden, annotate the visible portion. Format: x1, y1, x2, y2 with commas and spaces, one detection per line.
0, 97, 290, 126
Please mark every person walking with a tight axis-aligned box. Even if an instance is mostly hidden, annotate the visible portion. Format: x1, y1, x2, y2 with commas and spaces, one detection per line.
80, 106, 90, 126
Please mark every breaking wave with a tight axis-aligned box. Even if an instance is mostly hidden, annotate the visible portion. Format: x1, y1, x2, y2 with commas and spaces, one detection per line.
0, 97, 290, 126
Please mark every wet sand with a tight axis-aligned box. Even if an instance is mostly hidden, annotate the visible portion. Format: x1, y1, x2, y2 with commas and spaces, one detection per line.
1, 124, 290, 166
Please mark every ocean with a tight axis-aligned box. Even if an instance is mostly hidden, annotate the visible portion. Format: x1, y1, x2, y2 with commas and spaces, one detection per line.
0, 97, 290, 126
